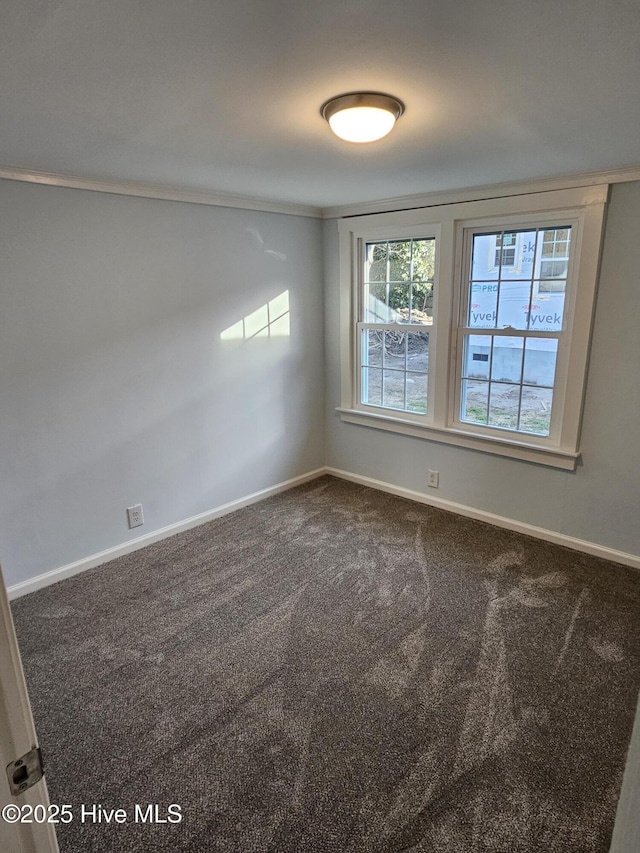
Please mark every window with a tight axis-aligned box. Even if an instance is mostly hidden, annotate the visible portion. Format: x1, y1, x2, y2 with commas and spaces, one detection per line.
360, 238, 435, 415
459, 224, 571, 437
338, 186, 608, 469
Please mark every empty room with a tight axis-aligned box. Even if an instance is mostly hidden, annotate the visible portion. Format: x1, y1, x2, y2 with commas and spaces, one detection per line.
1, 2, 639, 852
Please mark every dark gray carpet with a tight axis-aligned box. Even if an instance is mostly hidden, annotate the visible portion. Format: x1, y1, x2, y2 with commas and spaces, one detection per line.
11, 475, 640, 853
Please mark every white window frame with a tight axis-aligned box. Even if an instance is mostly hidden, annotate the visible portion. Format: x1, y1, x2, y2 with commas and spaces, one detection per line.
337, 185, 608, 470
356, 226, 440, 423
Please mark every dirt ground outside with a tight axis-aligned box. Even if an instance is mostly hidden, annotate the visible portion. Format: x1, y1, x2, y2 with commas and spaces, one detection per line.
363, 330, 553, 435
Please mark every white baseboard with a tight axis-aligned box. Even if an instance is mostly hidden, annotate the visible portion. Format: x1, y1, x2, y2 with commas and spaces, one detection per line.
7, 468, 327, 600
8, 464, 639, 600
326, 467, 640, 571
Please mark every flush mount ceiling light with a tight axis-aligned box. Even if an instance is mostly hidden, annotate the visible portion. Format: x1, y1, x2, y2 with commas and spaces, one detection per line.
321, 92, 405, 143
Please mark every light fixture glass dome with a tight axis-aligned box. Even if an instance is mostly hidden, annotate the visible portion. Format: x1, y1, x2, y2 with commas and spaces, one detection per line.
321, 92, 405, 143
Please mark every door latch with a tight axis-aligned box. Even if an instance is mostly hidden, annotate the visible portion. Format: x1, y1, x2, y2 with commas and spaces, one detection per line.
6, 747, 44, 795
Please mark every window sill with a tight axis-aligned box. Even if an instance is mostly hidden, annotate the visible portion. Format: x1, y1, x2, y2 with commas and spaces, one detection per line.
336, 407, 581, 471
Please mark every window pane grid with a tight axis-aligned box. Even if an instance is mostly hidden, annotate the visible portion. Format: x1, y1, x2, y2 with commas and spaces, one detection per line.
364, 238, 435, 326
344, 191, 606, 466
360, 325, 429, 415
468, 226, 570, 332
363, 226, 569, 429
460, 332, 558, 436
361, 236, 434, 415
462, 380, 554, 435
364, 369, 426, 415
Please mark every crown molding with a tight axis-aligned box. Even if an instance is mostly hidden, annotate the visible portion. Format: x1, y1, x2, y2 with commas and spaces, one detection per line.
0, 165, 323, 219
3, 162, 640, 222
321, 164, 640, 219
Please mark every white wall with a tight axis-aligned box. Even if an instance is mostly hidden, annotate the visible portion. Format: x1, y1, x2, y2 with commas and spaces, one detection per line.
3, 178, 639, 591
324, 181, 640, 559
0, 181, 324, 587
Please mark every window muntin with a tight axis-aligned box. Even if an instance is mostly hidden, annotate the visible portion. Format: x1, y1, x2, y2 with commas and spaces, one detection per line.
359, 237, 435, 416
486, 231, 531, 278
468, 227, 571, 331
361, 329, 429, 413
458, 223, 573, 438
364, 239, 434, 324
460, 335, 558, 435
338, 186, 607, 470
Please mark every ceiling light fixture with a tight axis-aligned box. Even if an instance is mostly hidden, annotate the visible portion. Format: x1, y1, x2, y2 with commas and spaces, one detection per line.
321, 92, 405, 143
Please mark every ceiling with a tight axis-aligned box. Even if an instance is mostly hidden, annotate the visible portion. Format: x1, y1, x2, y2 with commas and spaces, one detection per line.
2, 0, 640, 210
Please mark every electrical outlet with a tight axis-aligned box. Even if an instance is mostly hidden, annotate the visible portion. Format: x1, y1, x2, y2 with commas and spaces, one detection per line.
428, 470, 439, 488
127, 504, 144, 529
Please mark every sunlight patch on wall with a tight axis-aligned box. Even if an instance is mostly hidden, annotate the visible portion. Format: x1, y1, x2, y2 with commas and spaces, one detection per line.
220, 291, 290, 341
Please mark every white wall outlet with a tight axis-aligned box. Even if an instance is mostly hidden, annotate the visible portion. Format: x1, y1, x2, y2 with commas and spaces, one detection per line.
127, 504, 144, 529
428, 470, 439, 488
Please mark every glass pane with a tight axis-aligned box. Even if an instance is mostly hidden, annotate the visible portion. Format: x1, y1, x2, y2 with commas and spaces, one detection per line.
540, 260, 568, 278
365, 282, 401, 323
462, 335, 491, 380
523, 338, 558, 388
365, 237, 436, 326
490, 336, 524, 384
406, 332, 429, 373
412, 238, 436, 323
537, 278, 566, 294
459, 223, 571, 438
470, 230, 536, 282
410, 281, 434, 324
362, 328, 383, 367
362, 367, 382, 406
412, 239, 436, 281
406, 373, 428, 414
488, 383, 520, 430
369, 281, 387, 304
468, 281, 498, 328
496, 281, 532, 330
388, 283, 411, 322
537, 226, 571, 297
530, 287, 566, 328
365, 243, 387, 282
540, 227, 571, 259
470, 234, 497, 280
496, 232, 517, 267
461, 379, 489, 424
500, 230, 537, 280
383, 369, 405, 410
519, 386, 553, 435
388, 240, 413, 282
468, 227, 572, 332
384, 330, 407, 370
